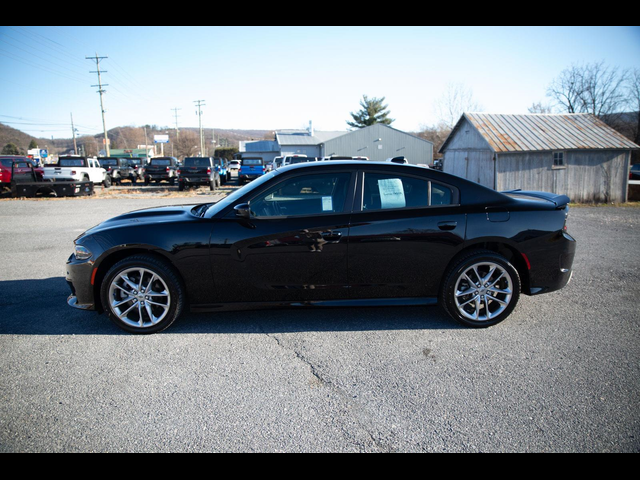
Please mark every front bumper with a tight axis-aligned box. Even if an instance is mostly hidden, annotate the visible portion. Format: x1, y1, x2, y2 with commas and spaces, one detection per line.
66, 253, 97, 310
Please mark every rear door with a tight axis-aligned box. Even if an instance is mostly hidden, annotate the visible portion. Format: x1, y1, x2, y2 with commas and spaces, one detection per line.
348, 168, 466, 299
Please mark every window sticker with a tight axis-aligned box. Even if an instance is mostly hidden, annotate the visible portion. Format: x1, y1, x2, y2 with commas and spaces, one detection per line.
379, 178, 405, 209
322, 196, 333, 211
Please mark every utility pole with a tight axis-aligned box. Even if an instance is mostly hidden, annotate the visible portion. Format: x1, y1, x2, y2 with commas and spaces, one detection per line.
172, 107, 181, 139
194, 100, 205, 156
70, 112, 78, 155
86, 53, 110, 156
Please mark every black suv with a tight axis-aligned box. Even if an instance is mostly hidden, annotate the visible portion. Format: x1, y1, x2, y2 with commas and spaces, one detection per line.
99, 157, 143, 184
143, 157, 180, 185
178, 157, 221, 191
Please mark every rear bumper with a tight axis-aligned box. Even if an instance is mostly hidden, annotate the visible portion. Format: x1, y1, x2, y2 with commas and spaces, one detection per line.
526, 231, 577, 295
179, 175, 213, 185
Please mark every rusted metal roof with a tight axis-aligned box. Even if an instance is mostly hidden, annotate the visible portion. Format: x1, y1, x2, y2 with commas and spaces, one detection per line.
440, 113, 640, 153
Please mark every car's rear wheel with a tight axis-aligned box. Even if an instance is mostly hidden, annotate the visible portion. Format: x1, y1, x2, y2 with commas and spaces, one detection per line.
100, 254, 185, 334
440, 250, 520, 328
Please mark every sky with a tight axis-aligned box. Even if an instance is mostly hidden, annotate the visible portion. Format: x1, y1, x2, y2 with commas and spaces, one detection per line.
1, 26, 639, 141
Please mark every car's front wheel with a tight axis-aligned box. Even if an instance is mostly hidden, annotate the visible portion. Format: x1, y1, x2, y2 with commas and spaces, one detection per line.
440, 250, 520, 328
100, 254, 185, 334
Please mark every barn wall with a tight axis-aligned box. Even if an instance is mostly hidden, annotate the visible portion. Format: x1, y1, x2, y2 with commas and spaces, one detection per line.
496, 150, 630, 203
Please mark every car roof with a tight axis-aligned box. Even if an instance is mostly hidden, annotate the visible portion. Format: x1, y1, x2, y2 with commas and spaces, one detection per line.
277, 160, 510, 206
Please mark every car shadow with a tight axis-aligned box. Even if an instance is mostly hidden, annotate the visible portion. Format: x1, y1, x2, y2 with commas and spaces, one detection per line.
0, 277, 459, 335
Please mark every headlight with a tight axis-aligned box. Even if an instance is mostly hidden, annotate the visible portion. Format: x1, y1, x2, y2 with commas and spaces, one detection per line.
74, 244, 92, 260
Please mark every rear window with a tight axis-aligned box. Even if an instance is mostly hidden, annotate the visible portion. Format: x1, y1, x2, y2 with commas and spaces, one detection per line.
242, 159, 263, 166
1, 160, 30, 168
59, 158, 86, 167
150, 159, 171, 166
100, 159, 118, 166
1, 158, 29, 167
184, 158, 211, 167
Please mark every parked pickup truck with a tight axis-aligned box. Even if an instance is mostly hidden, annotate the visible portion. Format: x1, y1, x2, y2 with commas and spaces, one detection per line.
43, 156, 110, 187
177, 157, 221, 191
8, 160, 93, 198
98, 157, 143, 184
239, 157, 265, 184
143, 157, 180, 185
1, 156, 44, 190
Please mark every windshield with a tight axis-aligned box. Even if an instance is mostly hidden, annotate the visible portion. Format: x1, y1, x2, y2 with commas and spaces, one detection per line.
204, 170, 278, 217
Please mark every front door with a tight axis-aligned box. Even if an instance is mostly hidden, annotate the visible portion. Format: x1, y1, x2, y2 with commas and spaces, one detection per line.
211, 171, 355, 303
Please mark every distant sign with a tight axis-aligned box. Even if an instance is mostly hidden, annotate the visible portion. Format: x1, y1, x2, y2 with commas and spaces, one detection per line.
154, 135, 169, 144
27, 148, 48, 159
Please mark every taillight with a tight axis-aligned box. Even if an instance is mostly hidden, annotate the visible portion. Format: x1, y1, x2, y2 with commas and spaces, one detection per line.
71, 170, 77, 175
166, 166, 170, 173
176, 169, 181, 175
207, 167, 211, 175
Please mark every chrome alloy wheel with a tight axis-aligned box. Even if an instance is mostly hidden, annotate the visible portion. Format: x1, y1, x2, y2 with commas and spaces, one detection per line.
107, 267, 171, 329
453, 261, 513, 322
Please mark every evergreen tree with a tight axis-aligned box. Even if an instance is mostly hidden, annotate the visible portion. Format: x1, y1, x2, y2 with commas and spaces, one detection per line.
2, 143, 21, 155
347, 95, 394, 129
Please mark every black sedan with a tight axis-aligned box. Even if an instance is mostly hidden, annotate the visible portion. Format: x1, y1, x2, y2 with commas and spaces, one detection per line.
66, 161, 576, 334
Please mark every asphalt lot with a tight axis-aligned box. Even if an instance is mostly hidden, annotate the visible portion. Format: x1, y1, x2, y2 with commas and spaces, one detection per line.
1, 182, 639, 452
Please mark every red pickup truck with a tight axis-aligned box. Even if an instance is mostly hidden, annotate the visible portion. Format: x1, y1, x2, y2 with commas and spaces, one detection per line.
0, 156, 43, 189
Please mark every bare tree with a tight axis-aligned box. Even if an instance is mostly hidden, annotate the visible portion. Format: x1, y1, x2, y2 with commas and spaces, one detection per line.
627, 68, 640, 145
547, 61, 629, 126
528, 102, 554, 114
418, 122, 451, 159
173, 130, 200, 159
433, 82, 482, 129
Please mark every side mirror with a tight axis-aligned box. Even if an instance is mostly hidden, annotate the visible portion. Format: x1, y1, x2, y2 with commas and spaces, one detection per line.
234, 203, 251, 219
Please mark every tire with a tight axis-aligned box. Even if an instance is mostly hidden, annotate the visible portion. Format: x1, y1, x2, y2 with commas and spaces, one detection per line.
210, 180, 216, 191
100, 254, 185, 334
103, 175, 112, 188
440, 250, 520, 328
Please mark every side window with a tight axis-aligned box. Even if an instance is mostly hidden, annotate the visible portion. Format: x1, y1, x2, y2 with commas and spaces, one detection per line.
362, 173, 453, 210
250, 172, 352, 218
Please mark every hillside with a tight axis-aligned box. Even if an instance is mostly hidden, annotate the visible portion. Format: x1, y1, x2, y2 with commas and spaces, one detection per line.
0, 123, 271, 157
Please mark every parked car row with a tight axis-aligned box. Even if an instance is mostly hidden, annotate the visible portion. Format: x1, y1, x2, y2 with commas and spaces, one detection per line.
96, 156, 233, 189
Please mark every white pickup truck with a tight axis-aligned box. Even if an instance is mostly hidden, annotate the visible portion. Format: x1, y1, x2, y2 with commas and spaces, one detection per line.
43, 156, 110, 187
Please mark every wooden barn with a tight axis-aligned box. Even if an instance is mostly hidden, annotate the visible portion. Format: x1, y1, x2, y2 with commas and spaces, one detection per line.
440, 113, 639, 203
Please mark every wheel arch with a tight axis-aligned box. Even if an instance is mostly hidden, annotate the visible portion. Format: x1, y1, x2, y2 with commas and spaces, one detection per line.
92, 247, 186, 313
449, 241, 531, 294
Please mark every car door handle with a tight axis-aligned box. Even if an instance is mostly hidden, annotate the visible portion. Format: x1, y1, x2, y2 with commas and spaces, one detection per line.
321, 231, 342, 242
438, 221, 457, 231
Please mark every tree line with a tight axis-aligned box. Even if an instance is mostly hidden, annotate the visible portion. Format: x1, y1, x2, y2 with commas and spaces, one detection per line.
348, 62, 640, 159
